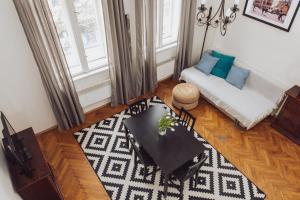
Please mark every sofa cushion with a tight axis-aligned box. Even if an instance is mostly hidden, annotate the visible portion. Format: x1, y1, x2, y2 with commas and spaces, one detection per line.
246, 71, 283, 104
195, 53, 219, 75
210, 50, 235, 79
180, 67, 278, 129
226, 65, 250, 89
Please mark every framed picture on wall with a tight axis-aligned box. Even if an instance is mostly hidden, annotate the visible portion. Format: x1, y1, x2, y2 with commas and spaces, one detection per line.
243, 0, 300, 32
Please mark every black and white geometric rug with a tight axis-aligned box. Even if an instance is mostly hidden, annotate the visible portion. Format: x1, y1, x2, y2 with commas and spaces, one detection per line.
74, 96, 266, 200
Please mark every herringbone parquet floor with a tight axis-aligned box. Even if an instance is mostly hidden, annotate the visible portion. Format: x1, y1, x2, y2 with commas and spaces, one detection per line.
38, 79, 300, 200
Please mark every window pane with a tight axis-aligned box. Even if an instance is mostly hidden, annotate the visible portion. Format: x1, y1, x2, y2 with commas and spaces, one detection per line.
48, 0, 81, 74
161, 0, 181, 46
74, 0, 107, 70
162, 0, 172, 39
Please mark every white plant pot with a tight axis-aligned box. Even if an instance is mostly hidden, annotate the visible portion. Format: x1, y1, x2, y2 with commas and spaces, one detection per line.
159, 129, 167, 136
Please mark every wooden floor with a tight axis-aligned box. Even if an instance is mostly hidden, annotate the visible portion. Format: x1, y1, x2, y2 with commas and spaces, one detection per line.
38, 79, 300, 200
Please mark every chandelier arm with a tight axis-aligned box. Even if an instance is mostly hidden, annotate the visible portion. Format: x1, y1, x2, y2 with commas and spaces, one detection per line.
220, 0, 225, 20
197, 0, 239, 38
206, 2, 223, 24
196, 2, 224, 25
197, 11, 206, 19
220, 20, 227, 36
229, 12, 237, 23
196, 12, 209, 26
197, 21, 207, 26
210, 21, 219, 28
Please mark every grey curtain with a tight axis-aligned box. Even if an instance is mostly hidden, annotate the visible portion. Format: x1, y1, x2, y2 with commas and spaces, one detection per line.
102, 0, 157, 106
102, 0, 135, 106
173, 0, 197, 80
131, 0, 157, 94
13, 0, 85, 130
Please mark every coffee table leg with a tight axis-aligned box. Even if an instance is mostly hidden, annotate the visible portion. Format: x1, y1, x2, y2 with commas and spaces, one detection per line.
124, 126, 129, 149
164, 173, 169, 199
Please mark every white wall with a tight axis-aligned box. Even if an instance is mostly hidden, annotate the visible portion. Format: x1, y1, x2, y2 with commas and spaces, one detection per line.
0, 1, 56, 198
0, 0, 56, 134
212, 0, 300, 89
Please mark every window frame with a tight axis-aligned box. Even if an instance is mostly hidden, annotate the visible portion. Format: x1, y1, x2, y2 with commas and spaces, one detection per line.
49, 0, 109, 77
156, 0, 181, 50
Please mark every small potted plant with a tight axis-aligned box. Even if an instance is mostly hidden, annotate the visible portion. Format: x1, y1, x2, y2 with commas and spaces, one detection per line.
158, 113, 178, 136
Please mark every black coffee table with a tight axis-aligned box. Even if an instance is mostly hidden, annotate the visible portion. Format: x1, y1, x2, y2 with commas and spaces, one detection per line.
123, 105, 205, 198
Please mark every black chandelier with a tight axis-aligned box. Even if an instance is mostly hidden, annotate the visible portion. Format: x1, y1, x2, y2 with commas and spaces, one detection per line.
197, 0, 240, 36
197, 0, 240, 57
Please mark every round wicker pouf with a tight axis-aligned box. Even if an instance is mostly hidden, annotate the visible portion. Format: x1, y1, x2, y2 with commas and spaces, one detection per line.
172, 83, 200, 110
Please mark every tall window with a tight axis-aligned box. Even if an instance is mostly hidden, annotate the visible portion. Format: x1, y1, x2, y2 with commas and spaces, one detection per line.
48, 0, 108, 76
157, 0, 181, 49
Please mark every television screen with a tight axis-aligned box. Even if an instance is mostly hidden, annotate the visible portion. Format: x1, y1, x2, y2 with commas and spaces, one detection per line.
0, 112, 17, 152
0, 112, 33, 176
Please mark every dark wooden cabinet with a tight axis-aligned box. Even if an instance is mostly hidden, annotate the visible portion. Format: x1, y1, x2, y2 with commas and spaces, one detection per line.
5, 128, 63, 200
272, 86, 300, 145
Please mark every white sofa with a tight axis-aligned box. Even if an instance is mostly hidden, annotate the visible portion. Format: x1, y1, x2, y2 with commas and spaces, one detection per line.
180, 67, 284, 130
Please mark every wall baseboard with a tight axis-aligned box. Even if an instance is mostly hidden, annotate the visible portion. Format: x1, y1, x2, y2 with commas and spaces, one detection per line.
159, 74, 173, 82
83, 97, 111, 113
36, 125, 58, 135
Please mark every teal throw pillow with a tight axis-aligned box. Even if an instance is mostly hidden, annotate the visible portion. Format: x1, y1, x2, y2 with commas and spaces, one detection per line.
210, 50, 235, 79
